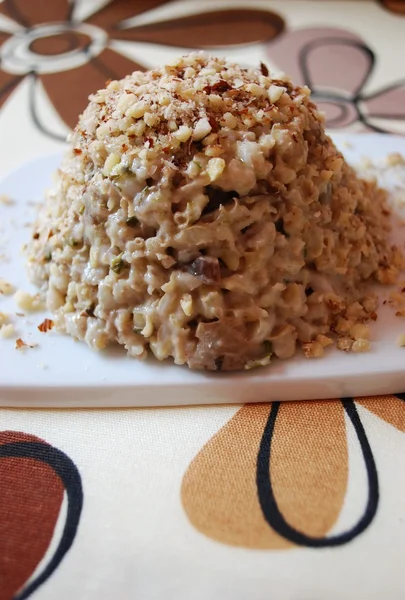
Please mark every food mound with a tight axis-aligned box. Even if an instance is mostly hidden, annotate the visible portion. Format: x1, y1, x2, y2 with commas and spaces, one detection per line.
27, 53, 402, 370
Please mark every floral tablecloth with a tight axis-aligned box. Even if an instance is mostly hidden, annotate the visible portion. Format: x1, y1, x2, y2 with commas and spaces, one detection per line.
1, 1, 405, 599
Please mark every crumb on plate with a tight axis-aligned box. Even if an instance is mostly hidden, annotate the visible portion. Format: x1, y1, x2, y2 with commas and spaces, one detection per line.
0, 194, 14, 205
0, 279, 14, 295
14, 290, 44, 311
38, 318, 54, 332
0, 323, 15, 338
15, 337, 38, 350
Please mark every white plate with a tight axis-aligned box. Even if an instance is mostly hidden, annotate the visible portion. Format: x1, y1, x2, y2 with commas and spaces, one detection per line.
1, 133, 405, 407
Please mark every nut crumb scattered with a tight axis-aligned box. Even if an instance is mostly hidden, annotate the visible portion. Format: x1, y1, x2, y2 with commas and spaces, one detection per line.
350, 323, 370, 341
14, 290, 43, 311
337, 337, 353, 352
15, 338, 38, 350
302, 341, 324, 358
316, 334, 333, 348
0, 194, 14, 205
0, 323, 14, 338
0, 279, 14, 295
38, 318, 54, 333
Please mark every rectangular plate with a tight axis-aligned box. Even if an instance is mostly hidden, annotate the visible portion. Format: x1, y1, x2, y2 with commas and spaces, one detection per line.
1, 133, 405, 407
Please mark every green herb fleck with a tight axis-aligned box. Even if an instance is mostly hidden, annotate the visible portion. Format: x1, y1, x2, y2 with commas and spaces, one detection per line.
111, 252, 125, 274
67, 238, 79, 247
193, 161, 202, 169
78, 205, 85, 215
126, 216, 139, 227
44, 250, 52, 262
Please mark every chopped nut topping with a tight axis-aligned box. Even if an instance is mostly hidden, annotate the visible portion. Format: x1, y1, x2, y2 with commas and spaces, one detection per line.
302, 341, 324, 358
337, 337, 353, 352
126, 100, 147, 119
316, 334, 333, 348
173, 125, 192, 143
211, 80, 232, 93
268, 85, 285, 103
193, 118, 212, 141
350, 323, 370, 341
103, 153, 120, 175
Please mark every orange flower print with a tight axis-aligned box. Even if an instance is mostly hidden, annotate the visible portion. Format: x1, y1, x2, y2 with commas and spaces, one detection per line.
0, 431, 82, 600
182, 396, 405, 549
0, 0, 284, 140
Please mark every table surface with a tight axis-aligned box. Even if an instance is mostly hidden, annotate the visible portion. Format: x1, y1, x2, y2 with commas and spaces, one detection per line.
1, 2, 405, 600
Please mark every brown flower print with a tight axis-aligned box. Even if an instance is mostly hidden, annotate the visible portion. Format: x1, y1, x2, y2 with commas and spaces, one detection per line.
182, 396, 405, 549
379, 0, 405, 14
0, 430, 83, 600
0, 0, 284, 140
266, 27, 405, 134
